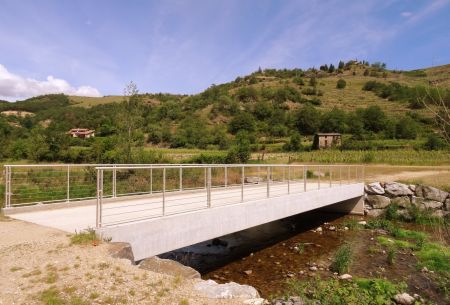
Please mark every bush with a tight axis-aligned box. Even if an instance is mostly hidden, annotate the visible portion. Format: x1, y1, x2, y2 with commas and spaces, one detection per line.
336, 79, 346, 89
423, 133, 447, 150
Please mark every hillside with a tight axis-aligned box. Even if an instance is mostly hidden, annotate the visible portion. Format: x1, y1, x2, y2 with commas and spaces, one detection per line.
0, 60, 449, 164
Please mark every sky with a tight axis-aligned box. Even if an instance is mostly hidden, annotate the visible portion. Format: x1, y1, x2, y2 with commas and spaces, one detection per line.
0, 0, 450, 101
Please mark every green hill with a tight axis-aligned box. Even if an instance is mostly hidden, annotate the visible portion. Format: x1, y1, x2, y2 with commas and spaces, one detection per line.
0, 60, 449, 164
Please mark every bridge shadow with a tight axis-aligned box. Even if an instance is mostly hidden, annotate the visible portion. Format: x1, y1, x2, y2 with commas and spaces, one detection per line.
158, 209, 349, 274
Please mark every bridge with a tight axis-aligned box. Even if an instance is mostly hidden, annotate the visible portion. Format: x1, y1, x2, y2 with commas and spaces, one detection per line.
3, 164, 365, 260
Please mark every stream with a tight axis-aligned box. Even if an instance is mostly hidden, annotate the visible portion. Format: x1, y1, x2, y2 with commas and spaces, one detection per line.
160, 210, 362, 296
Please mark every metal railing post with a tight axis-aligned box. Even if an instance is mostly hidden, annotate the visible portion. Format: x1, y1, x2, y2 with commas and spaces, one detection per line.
362, 166, 365, 182
4, 166, 10, 208
96, 169, 103, 228
303, 166, 307, 192
241, 166, 244, 202
179, 167, 183, 191
287, 166, 290, 194
150, 166, 153, 194
204, 168, 207, 189
329, 165, 332, 188
267, 166, 270, 198
162, 168, 166, 216
112, 165, 117, 198
340, 166, 342, 186
224, 166, 228, 188
318, 166, 321, 190
347, 166, 350, 184
207, 167, 211, 208
66, 165, 70, 202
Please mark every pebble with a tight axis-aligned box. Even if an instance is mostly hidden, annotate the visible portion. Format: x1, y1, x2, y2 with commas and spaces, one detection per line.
329, 226, 336, 231
244, 270, 253, 275
315, 227, 323, 232
309, 266, 318, 271
358, 221, 367, 225
338, 274, 352, 280
394, 293, 415, 305
344, 227, 349, 231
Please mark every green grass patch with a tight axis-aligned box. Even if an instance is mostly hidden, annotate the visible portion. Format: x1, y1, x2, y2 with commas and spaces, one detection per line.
70, 228, 99, 245
416, 242, 450, 275
377, 236, 414, 249
40, 288, 64, 305
285, 277, 406, 305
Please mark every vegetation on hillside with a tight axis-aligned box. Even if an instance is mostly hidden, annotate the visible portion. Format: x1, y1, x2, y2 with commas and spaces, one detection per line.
0, 60, 449, 164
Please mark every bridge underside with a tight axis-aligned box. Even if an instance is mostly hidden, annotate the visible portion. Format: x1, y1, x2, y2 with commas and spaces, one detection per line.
97, 183, 364, 260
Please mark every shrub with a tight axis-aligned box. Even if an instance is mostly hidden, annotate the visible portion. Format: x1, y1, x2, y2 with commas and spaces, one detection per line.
336, 79, 346, 89
70, 228, 100, 245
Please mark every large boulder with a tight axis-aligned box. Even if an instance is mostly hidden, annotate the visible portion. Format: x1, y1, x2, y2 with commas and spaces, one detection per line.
411, 196, 425, 207
422, 200, 443, 210
365, 182, 385, 195
416, 185, 449, 202
108, 242, 135, 264
384, 182, 413, 197
391, 196, 411, 208
366, 209, 384, 217
194, 279, 259, 299
366, 195, 391, 209
139, 256, 200, 279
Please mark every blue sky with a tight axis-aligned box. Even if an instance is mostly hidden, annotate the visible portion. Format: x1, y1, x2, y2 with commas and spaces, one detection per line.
0, 0, 449, 101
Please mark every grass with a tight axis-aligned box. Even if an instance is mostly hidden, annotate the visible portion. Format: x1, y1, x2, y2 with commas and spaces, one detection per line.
40, 288, 64, 305
70, 228, 100, 245
387, 247, 397, 265
284, 277, 406, 305
377, 236, 414, 249
416, 242, 450, 275
330, 244, 352, 274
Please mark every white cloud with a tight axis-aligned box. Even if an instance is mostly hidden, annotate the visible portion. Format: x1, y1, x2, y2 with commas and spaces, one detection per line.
401, 11, 413, 18
0, 64, 101, 101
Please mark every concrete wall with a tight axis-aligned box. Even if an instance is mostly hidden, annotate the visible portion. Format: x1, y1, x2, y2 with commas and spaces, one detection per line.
97, 183, 364, 260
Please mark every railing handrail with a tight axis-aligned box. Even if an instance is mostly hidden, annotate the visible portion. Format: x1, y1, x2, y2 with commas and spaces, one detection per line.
5, 163, 365, 168
94, 164, 365, 227
3, 163, 365, 210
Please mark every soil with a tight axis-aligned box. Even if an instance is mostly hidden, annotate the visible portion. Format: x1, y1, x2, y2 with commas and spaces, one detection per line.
0, 218, 244, 305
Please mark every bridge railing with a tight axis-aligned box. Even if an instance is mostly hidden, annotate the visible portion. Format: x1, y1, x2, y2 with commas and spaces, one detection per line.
95, 164, 364, 227
2, 164, 188, 208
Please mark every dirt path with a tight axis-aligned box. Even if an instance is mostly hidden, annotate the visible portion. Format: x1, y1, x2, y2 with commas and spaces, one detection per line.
0, 218, 244, 305
367, 170, 446, 182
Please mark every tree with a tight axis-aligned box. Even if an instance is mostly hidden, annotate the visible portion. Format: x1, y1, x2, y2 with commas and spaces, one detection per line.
419, 87, 450, 144
338, 61, 345, 70
226, 131, 251, 163
295, 105, 321, 135
360, 106, 386, 133
116, 81, 144, 163
336, 79, 346, 89
283, 131, 303, 151
423, 133, 447, 150
309, 77, 317, 87
321, 108, 348, 133
328, 64, 335, 73
395, 116, 418, 139
228, 112, 256, 134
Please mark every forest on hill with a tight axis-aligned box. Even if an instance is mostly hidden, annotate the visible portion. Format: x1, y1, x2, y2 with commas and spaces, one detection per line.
0, 60, 449, 164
